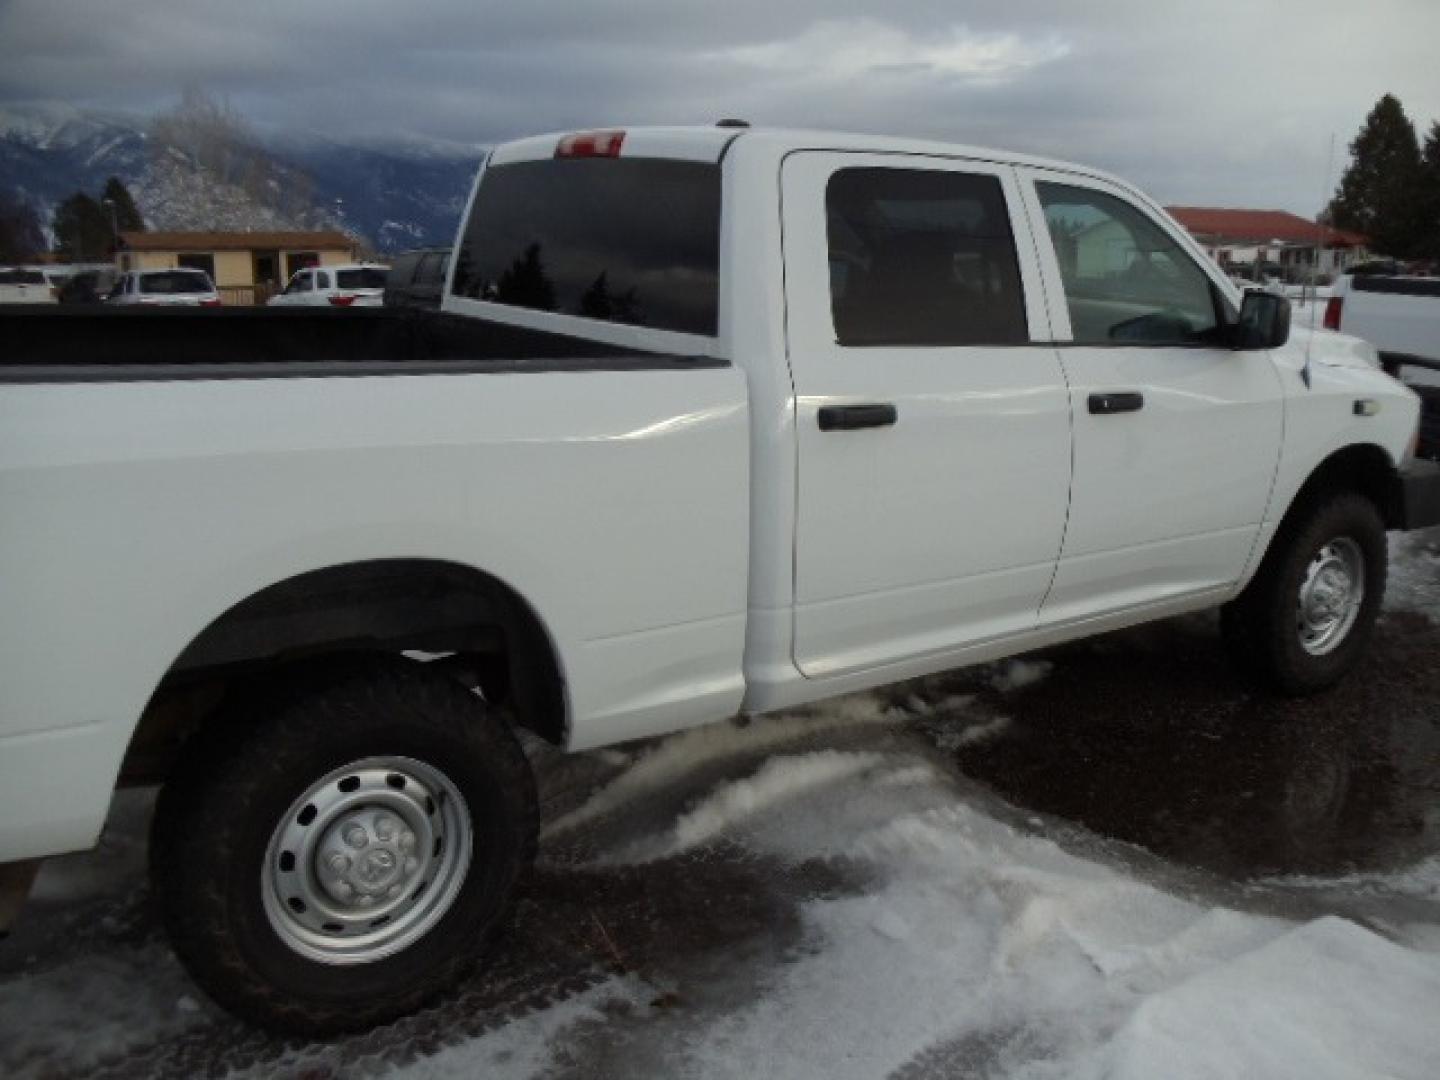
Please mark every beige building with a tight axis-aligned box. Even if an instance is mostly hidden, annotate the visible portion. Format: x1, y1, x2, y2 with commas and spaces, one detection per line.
115, 230, 360, 305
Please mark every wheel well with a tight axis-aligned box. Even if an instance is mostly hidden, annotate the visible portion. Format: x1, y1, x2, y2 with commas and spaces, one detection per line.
121, 560, 566, 784
1284, 444, 1401, 532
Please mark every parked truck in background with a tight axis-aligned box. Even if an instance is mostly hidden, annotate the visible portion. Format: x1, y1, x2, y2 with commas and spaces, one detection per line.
1324, 273, 1440, 366
2, 124, 1438, 1034
1323, 274, 1440, 458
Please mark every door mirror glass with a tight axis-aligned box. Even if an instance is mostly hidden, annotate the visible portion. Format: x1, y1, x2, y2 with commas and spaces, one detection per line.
1233, 289, 1291, 350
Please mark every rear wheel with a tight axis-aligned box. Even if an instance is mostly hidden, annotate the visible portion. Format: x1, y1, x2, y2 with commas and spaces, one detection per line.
150, 659, 537, 1035
1221, 493, 1386, 695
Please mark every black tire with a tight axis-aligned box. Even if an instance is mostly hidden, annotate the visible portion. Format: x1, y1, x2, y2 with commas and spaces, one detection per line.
150, 658, 537, 1035
1221, 492, 1386, 695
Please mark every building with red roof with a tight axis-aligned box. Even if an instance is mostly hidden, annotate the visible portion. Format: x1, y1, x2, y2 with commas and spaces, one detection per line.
1165, 207, 1368, 279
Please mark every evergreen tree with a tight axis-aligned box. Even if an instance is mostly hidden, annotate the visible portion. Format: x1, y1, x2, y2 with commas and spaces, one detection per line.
495, 243, 556, 311
0, 190, 45, 262
1328, 94, 1423, 258
1419, 121, 1440, 262
52, 192, 111, 261
101, 176, 145, 233
579, 271, 614, 320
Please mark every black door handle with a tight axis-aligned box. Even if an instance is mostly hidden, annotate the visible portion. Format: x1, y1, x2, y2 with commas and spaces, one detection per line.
818, 403, 898, 431
1089, 391, 1144, 415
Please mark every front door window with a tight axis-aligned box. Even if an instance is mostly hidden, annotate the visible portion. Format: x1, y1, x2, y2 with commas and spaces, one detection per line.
1035, 182, 1230, 345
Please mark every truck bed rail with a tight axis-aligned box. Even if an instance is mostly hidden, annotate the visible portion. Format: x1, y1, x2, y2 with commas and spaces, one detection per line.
0, 306, 722, 383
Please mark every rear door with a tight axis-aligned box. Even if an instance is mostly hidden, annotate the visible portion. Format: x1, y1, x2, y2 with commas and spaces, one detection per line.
1018, 169, 1284, 622
782, 152, 1072, 678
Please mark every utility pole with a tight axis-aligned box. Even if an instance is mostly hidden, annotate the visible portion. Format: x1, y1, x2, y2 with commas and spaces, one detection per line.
101, 197, 119, 258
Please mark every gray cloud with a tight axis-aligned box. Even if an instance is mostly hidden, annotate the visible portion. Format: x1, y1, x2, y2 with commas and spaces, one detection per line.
3, 0, 1438, 213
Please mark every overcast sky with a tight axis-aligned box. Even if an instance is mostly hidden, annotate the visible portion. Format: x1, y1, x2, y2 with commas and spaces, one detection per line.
2, 0, 1437, 215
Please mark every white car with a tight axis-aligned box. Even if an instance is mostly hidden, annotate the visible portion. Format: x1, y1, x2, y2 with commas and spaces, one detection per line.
0, 266, 57, 304
107, 268, 221, 306
2, 124, 1436, 1035
268, 263, 390, 307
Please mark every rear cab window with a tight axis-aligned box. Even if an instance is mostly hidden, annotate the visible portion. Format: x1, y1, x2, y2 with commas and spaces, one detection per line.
141, 271, 211, 294
452, 154, 722, 337
337, 268, 387, 290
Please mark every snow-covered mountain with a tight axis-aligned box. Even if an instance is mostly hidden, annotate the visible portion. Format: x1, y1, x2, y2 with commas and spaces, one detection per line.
0, 103, 482, 251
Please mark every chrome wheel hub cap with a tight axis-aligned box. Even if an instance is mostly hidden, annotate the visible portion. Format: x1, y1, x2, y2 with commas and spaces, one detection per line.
262, 757, 471, 965
1296, 538, 1364, 656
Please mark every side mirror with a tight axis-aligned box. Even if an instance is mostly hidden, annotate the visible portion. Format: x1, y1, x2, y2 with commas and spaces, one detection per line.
1232, 289, 1291, 350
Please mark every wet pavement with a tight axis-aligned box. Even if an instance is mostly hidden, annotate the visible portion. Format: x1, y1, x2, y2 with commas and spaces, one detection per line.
955, 610, 1440, 883
3, 576, 1438, 1077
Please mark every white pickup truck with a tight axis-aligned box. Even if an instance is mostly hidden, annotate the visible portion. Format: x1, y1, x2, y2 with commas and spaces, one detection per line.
1324, 273, 1440, 365
1323, 274, 1440, 458
3, 124, 1438, 1034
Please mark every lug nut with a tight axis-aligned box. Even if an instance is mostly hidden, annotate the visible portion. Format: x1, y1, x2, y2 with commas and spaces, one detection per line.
374, 816, 397, 842
327, 853, 351, 874
404, 857, 419, 875
333, 881, 354, 899
398, 831, 416, 852
388, 883, 404, 898
343, 825, 368, 848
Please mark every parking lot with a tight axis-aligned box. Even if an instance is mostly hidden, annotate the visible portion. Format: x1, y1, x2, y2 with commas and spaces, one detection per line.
3, 534, 1438, 1079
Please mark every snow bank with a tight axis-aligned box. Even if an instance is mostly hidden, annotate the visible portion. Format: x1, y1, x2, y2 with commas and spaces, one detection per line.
1076, 917, 1440, 1080
1387, 533, 1440, 621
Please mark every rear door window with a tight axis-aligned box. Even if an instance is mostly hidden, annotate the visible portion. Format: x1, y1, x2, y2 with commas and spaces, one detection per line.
453, 158, 722, 336
825, 167, 1028, 346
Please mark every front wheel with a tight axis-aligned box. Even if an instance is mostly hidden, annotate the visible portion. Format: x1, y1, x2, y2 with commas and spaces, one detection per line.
1221, 493, 1387, 695
150, 660, 537, 1035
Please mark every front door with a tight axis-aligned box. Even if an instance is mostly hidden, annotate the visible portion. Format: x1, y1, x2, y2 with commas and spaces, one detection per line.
782, 152, 1073, 679
1018, 169, 1285, 623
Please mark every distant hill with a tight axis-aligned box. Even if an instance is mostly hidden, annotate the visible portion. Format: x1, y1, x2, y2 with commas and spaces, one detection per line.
0, 102, 482, 253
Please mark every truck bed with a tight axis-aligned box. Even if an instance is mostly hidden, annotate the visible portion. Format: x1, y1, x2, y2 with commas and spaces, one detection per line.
0, 305, 713, 381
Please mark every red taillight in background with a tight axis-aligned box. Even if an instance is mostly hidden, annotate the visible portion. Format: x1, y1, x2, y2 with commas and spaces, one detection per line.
199, 298, 222, 307
1323, 296, 1343, 331
555, 130, 626, 159
328, 295, 357, 306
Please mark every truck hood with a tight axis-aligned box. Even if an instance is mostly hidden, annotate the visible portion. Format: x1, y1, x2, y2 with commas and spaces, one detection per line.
1291, 323, 1381, 372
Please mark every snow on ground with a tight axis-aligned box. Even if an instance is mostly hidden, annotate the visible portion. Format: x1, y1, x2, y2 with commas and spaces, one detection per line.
1388, 531, 1440, 622
4, 541, 1439, 1078
484, 707, 1440, 1080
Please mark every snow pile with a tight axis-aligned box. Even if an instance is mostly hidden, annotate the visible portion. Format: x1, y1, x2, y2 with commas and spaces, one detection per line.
1386, 532, 1440, 621
1075, 918, 1440, 1080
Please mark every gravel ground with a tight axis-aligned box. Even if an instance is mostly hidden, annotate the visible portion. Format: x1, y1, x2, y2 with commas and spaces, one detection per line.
3, 534, 1439, 1079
